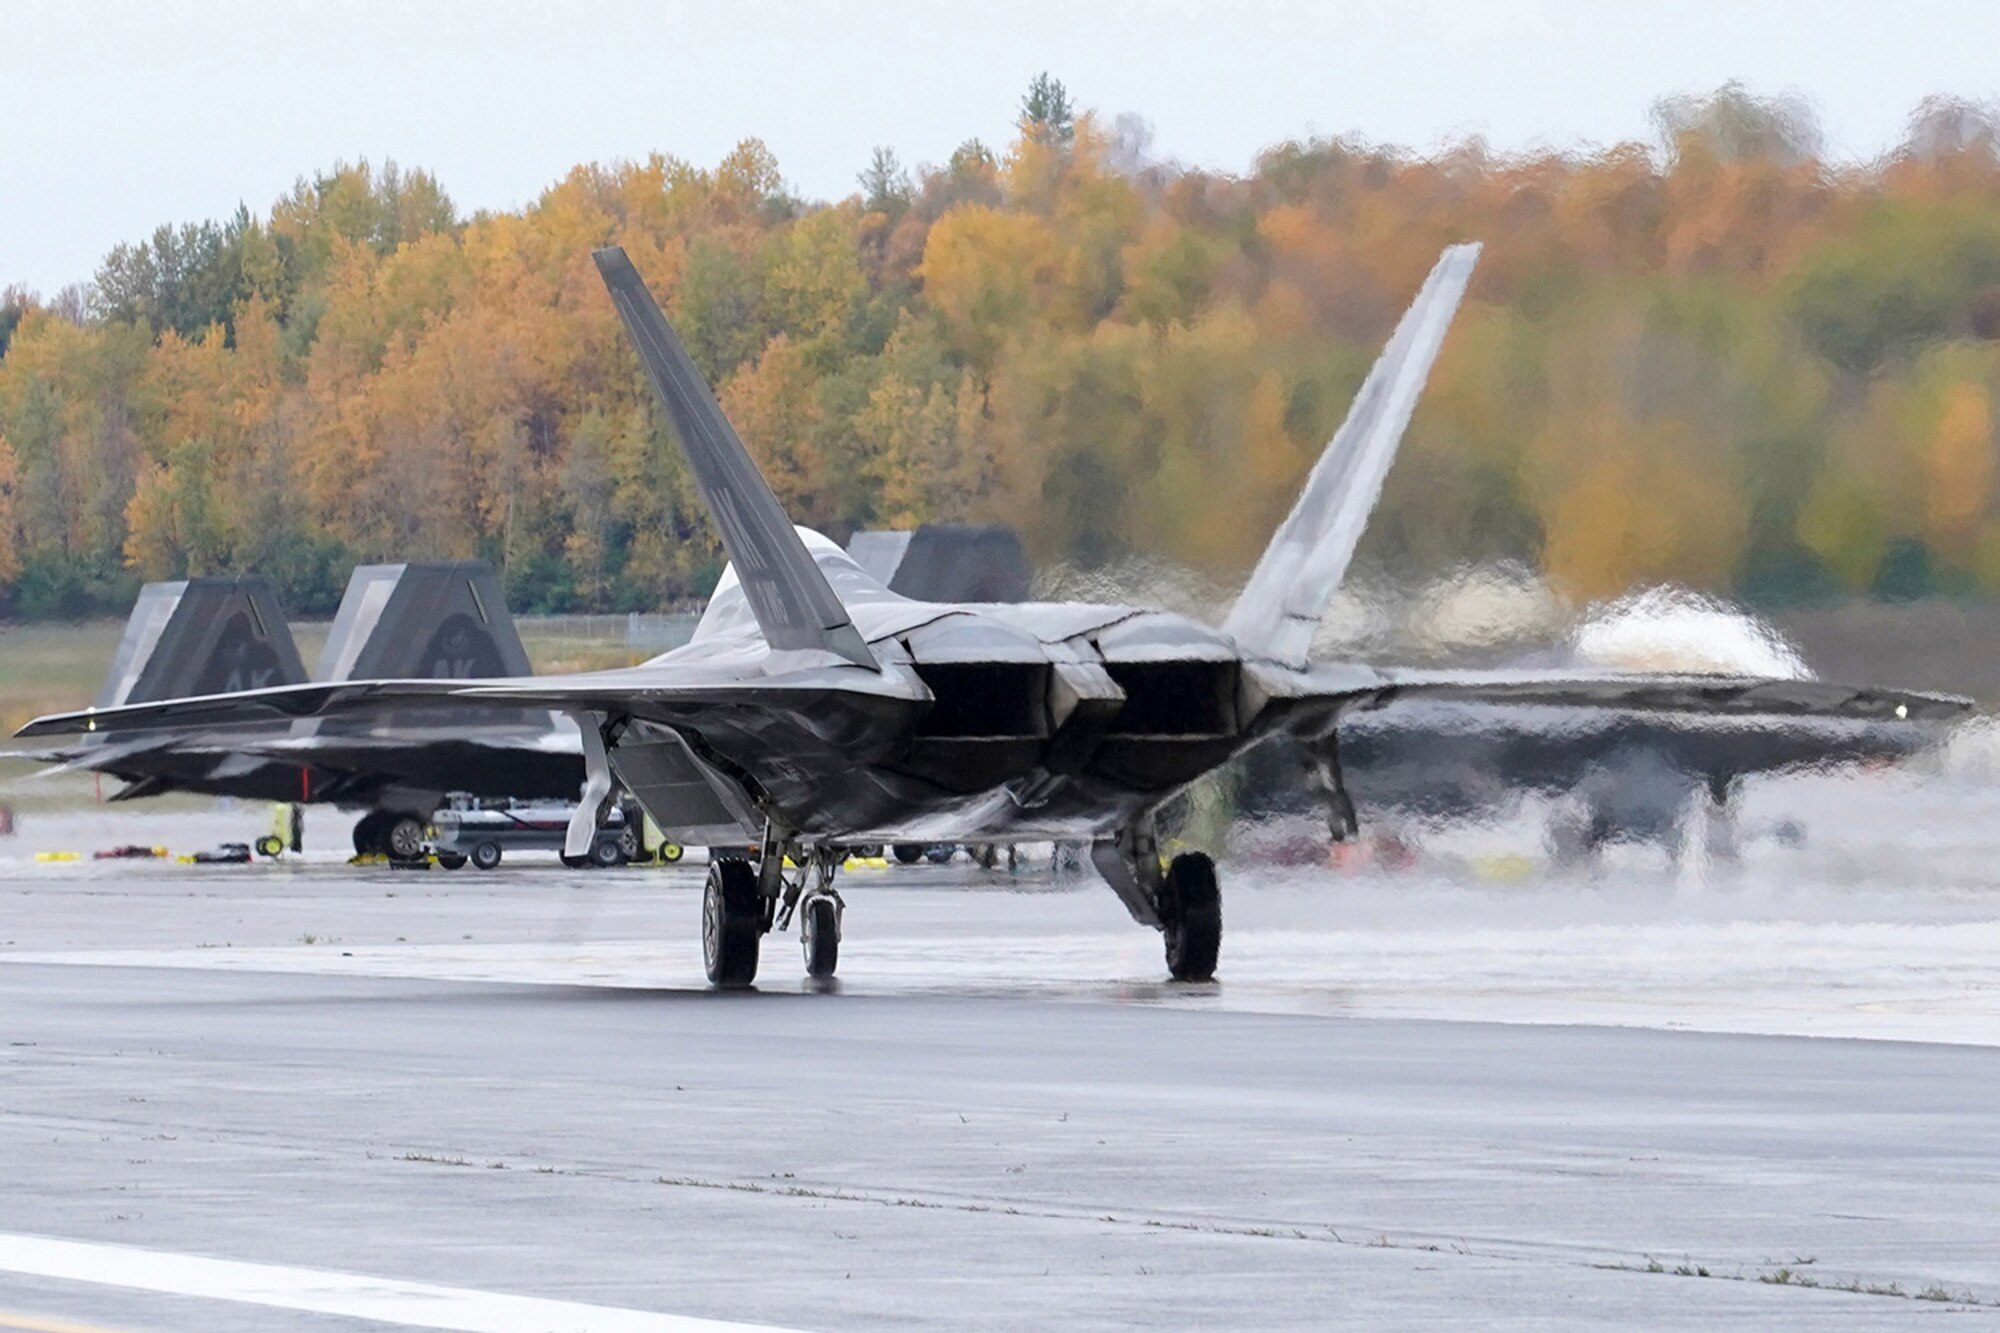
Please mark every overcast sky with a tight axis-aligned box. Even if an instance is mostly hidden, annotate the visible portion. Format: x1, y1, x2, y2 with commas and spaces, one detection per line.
6, 0, 2000, 295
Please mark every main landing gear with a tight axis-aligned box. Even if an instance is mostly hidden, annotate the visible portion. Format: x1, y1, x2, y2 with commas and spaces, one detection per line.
702, 832, 844, 989
1091, 825, 1224, 983
351, 809, 430, 863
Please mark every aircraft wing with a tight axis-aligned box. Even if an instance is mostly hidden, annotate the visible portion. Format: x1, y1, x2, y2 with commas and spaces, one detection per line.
15, 666, 927, 741
1257, 664, 1974, 741
1, 734, 182, 773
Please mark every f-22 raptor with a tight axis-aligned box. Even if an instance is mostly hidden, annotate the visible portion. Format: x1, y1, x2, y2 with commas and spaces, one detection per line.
22, 243, 1968, 987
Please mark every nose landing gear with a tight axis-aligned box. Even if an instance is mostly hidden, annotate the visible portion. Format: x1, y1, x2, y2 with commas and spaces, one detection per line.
800, 891, 841, 979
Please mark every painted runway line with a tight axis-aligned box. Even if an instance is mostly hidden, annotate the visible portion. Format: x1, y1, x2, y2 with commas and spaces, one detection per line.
0, 1234, 798, 1333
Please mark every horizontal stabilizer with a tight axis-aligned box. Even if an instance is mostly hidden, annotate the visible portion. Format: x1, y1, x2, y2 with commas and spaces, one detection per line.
594, 246, 877, 672
1223, 243, 1481, 667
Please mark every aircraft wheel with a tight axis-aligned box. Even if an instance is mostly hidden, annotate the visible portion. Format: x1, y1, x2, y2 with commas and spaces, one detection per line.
1161, 852, 1221, 983
435, 851, 467, 870
703, 858, 762, 988
385, 816, 428, 863
351, 811, 388, 856
801, 894, 839, 979
590, 837, 626, 869
470, 841, 503, 871
892, 844, 924, 865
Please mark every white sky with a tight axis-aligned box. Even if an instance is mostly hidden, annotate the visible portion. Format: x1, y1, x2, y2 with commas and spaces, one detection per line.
4, 0, 1999, 295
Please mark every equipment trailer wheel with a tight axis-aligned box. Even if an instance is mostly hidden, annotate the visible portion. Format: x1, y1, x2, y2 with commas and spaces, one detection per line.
1161, 852, 1222, 983
892, 843, 924, 865
703, 858, 762, 988
590, 837, 626, 869
434, 851, 467, 870
801, 895, 839, 979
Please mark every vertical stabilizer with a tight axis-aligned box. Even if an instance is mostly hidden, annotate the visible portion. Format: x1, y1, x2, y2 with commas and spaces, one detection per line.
1222, 243, 1481, 666
593, 246, 877, 672
847, 525, 1034, 603
96, 576, 307, 709
314, 561, 532, 683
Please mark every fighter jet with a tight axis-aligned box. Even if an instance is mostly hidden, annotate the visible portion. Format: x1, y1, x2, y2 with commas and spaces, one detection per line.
26, 562, 580, 858
20, 244, 1969, 987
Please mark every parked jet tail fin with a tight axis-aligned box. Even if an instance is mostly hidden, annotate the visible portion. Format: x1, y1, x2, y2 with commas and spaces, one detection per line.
846, 525, 1035, 603
95, 576, 308, 710
1222, 242, 1482, 667
310, 559, 549, 737
314, 560, 532, 683
593, 246, 877, 672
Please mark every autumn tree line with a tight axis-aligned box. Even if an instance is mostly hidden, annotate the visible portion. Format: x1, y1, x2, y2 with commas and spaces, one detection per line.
7, 78, 2000, 620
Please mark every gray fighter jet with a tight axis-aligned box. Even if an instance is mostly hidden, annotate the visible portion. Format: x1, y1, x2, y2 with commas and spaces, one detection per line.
27, 562, 579, 858
20, 244, 1969, 986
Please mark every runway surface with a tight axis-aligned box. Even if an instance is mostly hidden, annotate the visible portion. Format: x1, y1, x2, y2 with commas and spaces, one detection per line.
2, 771, 1999, 1329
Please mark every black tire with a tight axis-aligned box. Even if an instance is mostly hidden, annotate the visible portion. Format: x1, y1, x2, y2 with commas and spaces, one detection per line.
386, 816, 428, 863
590, 837, 626, 868
924, 845, 957, 864
435, 851, 467, 870
470, 840, 503, 871
658, 842, 685, 863
616, 823, 641, 862
1161, 852, 1222, 983
801, 895, 839, 979
892, 843, 925, 865
351, 810, 388, 856
703, 858, 762, 988
254, 835, 284, 859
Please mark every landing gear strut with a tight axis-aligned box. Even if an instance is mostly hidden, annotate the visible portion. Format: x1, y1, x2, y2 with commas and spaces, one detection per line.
1092, 824, 1224, 983
1304, 738, 1360, 842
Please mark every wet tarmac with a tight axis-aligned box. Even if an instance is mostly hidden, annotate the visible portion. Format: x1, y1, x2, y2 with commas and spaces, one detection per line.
1, 771, 1998, 1328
